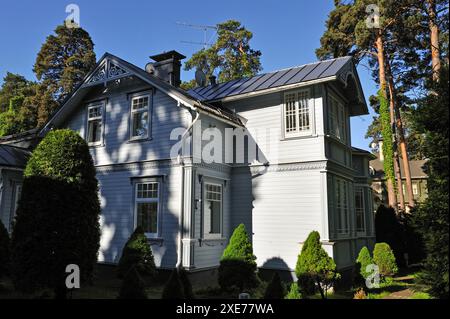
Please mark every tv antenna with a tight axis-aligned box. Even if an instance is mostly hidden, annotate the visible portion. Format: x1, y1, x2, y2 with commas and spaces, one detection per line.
176, 21, 217, 49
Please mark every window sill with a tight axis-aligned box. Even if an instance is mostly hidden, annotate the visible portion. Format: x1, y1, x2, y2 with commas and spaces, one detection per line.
127, 136, 153, 144
88, 143, 105, 149
199, 237, 227, 246
280, 133, 317, 141
146, 237, 164, 245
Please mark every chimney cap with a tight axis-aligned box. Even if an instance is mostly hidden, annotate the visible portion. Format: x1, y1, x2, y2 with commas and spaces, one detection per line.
150, 50, 186, 62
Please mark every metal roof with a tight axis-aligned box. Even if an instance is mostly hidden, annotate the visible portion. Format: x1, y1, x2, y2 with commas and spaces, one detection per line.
0, 145, 31, 168
188, 56, 353, 102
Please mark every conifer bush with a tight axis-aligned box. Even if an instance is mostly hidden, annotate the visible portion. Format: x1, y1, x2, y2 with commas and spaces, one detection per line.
373, 243, 398, 277
0, 220, 10, 278
263, 272, 285, 299
285, 282, 302, 299
354, 246, 373, 286
11, 129, 101, 298
218, 223, 258, 291
295, 231, 340, 299
117, 266, 147, 299
117, 227, 157, 279
161, 268, 185, 299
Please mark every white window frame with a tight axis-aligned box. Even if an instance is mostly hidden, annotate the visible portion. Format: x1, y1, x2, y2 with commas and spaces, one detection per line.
329, 94, 346, 143
283, 89, 313, 138
134, 181, 160, 238
335, 177, 349, 235
130, 94, 151, 140
412, 183, 419, 196
86, 101, 105, 146
203, 181, 223, 240
354, 186, 366, 233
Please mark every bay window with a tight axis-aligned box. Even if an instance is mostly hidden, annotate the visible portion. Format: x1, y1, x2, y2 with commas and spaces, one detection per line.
329, 95, 346, 142
355, 187, 365, 232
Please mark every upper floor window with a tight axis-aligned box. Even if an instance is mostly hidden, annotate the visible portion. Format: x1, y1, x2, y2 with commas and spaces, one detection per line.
283, 90, 312, 137
87, 101, 104, 146
135, 181, 160, 237
334, 177, 349, 234
329, 95, 346, 142
130, 95, 150, 139
355, 187, 365, 232
203, 182, 222, 239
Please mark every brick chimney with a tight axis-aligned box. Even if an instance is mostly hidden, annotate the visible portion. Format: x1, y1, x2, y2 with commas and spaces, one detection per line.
146, 50, 186, 87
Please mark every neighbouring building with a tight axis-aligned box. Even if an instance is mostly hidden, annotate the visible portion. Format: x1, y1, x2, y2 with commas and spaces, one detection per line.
0, 50, 375, 279
369, 140, 428, 210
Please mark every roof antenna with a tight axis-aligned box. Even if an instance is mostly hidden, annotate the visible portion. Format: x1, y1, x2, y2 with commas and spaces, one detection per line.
176, 21, 217, 49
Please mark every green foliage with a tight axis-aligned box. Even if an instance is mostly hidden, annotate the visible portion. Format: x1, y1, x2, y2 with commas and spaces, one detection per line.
183, 20, 262, 87
219, 224, 258, 290
295, 231, 340, 299
411, 66, 449, 299
11, 129, 100, 297
375, 205, 405, 264
378, 89, 396, 188
0, 220, 10, 278
117, 266, 147, 299
161, 269, 185, 299
33, 24, 96, 126
178, 267, 195, 299
263, 273, 285, 299
117, 227, 157, 279
285, 282, 302, 299
356, 246, 373, 280
373, 243, 398, 277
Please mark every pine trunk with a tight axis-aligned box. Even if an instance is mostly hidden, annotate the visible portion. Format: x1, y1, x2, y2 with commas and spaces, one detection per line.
375, 32, 397, 209
427, 0, 441, 82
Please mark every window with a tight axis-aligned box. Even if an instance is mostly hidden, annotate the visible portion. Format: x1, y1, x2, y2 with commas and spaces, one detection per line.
412, 183, 419, 196
203, 183, 222, 238
87, 102, 104, 145
335, 177, 349, 234
135, 182, 159, 236
131, 95, 150, 139
284, 90, 311, 137
329, 95, 346, 142
355, 187, 365, 232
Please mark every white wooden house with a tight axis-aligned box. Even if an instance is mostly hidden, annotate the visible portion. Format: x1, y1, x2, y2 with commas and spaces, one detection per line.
0, 50, 375, 279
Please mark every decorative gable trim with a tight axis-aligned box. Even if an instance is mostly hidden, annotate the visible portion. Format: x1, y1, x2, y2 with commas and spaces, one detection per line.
83, 58, 131, 88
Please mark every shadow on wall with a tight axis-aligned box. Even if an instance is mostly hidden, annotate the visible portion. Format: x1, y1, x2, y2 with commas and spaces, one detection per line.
260, 257, 296, 282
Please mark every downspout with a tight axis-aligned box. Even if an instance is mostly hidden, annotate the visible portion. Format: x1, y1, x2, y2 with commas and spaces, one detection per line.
176, 107, 200, 269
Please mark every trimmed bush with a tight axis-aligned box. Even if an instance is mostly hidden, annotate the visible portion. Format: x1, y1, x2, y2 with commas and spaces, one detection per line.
373, 243, 398, 277
354, 246, 373, 285
162, 269, 185, 299
263, 272, 285, 299
178, 267, 195, 299
285, 282, 302, 299
11, 129, 100, 298
117, 266, 147, 299
219, 224, 257, 291
295, 231, 340, 299
0, 220, 10, 278
118, 227, 157, 279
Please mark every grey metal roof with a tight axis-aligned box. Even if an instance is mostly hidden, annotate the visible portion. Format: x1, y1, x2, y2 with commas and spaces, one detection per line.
188, 56, 353, 102
0, 145, 31, 168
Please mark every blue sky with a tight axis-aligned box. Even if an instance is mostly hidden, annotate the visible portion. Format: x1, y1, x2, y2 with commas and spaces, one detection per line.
0, 0, 377, 150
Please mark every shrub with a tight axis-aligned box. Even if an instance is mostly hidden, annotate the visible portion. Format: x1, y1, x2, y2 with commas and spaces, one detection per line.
219, 224, 257, 291
118, 227, 157, 279
117, 266, 147, 299
353, 288, 367, 299
295, 231, 340, 299
11, 129, 101, 298
263, 272, 285, 299
162, 269, 185, 299
356, 246, 373, 279
178, 267, 195, 299
0, 220, 10, 278
285, 282, 302, 299
373, 243, 398, 277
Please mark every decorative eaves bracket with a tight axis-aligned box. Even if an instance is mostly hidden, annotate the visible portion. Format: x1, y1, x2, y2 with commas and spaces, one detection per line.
81, 58, 131, 88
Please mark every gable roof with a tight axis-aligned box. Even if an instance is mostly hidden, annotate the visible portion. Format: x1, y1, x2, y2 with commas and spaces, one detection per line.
370, 154, 428, 180
0, 144, 31, 168
40, 53, 244, 135
188, 56, 368, 116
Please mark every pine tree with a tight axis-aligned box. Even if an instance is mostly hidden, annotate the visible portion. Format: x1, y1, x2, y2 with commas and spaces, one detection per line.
263, 273, 285, 299
295, 231, 340, 299
33, 24, 96, 126
218, 224, 258, 291
161, 269, 185, 299
183, 20, 262, 87
117, 266, 147, 299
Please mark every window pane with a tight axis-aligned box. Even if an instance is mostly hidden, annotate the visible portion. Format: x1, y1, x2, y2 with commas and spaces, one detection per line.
137, 202, 158, 234
132, 96, 149, 110
298, 91, 310, 131
137, 183, 158, 199
88, 119, 102, 143
285, 93, 297, 133
132, 111, 149, 137
89, 105, 102, 118
210, 201, 221, 233
355, 188, 365, 232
